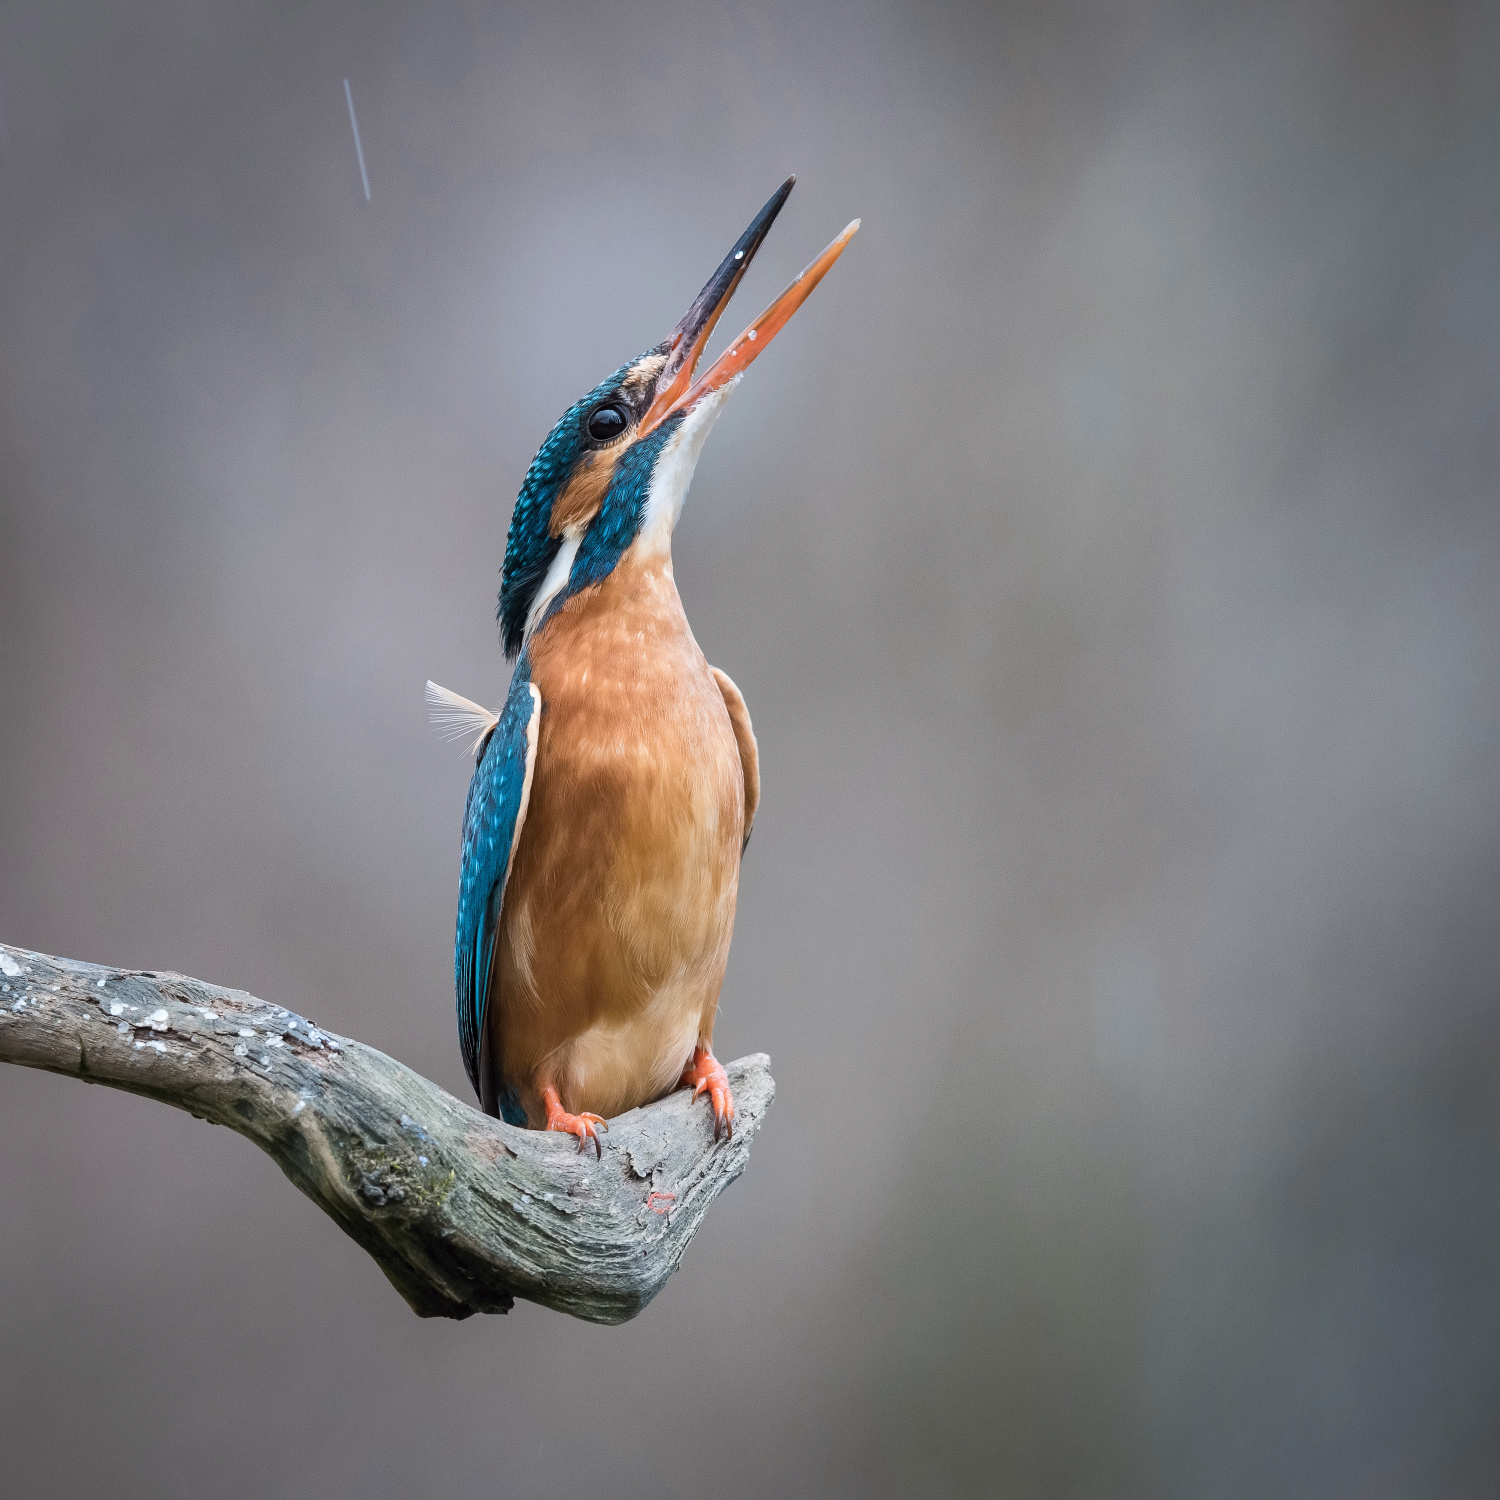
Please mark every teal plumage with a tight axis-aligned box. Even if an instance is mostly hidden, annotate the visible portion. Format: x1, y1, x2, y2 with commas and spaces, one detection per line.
454, 659, 539, 1124
497, 363, 636, 659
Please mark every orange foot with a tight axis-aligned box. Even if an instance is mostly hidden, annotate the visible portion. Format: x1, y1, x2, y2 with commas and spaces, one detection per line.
541, 1085, 608, 1159
680, 1045, 735, 1139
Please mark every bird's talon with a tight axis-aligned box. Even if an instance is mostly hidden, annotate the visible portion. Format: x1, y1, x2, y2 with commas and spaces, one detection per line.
542, 1087, 608, 1158
681, 1046, 736, 1140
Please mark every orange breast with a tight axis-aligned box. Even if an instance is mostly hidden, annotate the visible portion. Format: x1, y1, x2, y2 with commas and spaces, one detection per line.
490, 547, 746, 1124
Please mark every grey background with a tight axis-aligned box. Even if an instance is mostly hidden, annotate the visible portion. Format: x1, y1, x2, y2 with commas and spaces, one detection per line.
2, 2, 1497, 1496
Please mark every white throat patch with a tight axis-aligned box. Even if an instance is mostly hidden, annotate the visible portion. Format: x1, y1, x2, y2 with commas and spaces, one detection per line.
635, 381, 737, 557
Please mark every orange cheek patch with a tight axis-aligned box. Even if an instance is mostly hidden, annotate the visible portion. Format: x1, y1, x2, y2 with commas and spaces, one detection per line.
548, 448, 622, 538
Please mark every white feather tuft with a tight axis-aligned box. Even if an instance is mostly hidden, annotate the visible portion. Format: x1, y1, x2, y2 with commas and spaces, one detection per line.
425, 680, 501, 757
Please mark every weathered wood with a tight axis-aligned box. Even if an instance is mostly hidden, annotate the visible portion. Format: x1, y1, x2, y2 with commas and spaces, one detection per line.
0, 941, 773, 1323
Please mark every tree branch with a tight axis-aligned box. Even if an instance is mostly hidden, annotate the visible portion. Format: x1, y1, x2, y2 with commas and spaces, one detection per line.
0, 941, 773, 1323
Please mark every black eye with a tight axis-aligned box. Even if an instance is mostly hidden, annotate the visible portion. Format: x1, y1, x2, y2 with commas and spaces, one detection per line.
587, 404, 628, 442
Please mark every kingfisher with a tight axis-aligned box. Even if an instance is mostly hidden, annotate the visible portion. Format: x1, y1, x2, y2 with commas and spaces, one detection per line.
428, 179, 857, 1154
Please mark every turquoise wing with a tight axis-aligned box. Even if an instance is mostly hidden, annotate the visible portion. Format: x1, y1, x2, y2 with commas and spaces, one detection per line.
454, 661, 541, 1121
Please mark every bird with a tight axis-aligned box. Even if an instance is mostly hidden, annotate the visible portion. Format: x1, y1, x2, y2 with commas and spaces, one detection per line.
429, 178, 857, 1154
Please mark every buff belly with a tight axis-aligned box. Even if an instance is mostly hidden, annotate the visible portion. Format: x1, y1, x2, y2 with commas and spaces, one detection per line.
486, 550, 745, 1126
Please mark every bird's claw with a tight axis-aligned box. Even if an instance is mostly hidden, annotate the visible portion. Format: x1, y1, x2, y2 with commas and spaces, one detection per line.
553, 1111, 607, 1159
541, 1087, 609, 1159
680, 1046, 735, 1140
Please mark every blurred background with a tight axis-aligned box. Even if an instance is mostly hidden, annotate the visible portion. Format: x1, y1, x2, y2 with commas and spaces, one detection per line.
2, 1, 1497, 1495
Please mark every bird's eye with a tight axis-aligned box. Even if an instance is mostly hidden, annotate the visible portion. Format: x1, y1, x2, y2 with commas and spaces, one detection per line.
587, 405, 628, 442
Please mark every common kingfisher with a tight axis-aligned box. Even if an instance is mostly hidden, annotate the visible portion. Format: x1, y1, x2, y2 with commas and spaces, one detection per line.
428, 179, 857, 1154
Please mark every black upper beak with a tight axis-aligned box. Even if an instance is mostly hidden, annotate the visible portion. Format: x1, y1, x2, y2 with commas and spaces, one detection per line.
642, 177, 795, 427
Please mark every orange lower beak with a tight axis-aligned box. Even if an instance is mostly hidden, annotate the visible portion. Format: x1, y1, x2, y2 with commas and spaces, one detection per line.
638, 183, 859, 438
668, 219, 860, 419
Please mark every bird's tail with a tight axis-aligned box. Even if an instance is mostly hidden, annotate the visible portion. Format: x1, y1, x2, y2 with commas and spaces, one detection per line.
425, 680, 501, 758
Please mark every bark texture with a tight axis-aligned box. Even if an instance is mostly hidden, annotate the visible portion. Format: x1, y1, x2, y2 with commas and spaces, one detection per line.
0, 941, 773, 1323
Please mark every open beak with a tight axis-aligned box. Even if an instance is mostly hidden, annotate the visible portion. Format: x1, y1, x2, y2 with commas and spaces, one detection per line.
638, 178, 860, 438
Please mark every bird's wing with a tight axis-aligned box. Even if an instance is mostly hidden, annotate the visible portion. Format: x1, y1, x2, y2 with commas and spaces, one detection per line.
710, 666, 759, 851
454, 670, 542, 1115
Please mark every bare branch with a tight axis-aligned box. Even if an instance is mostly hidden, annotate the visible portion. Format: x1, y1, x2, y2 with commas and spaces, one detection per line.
0, 941, 773, 1323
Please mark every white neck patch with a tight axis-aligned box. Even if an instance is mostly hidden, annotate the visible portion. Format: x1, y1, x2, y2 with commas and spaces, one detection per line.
635, 380, 737, 558
523, 528, 582, 643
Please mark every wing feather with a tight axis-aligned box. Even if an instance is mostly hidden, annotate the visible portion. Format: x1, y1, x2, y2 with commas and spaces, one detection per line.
710, 666, 759, 851
454, 667, 541, 1117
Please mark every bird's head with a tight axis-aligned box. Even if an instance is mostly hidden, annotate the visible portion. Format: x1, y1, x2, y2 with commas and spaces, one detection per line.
497, 177, 858, 658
